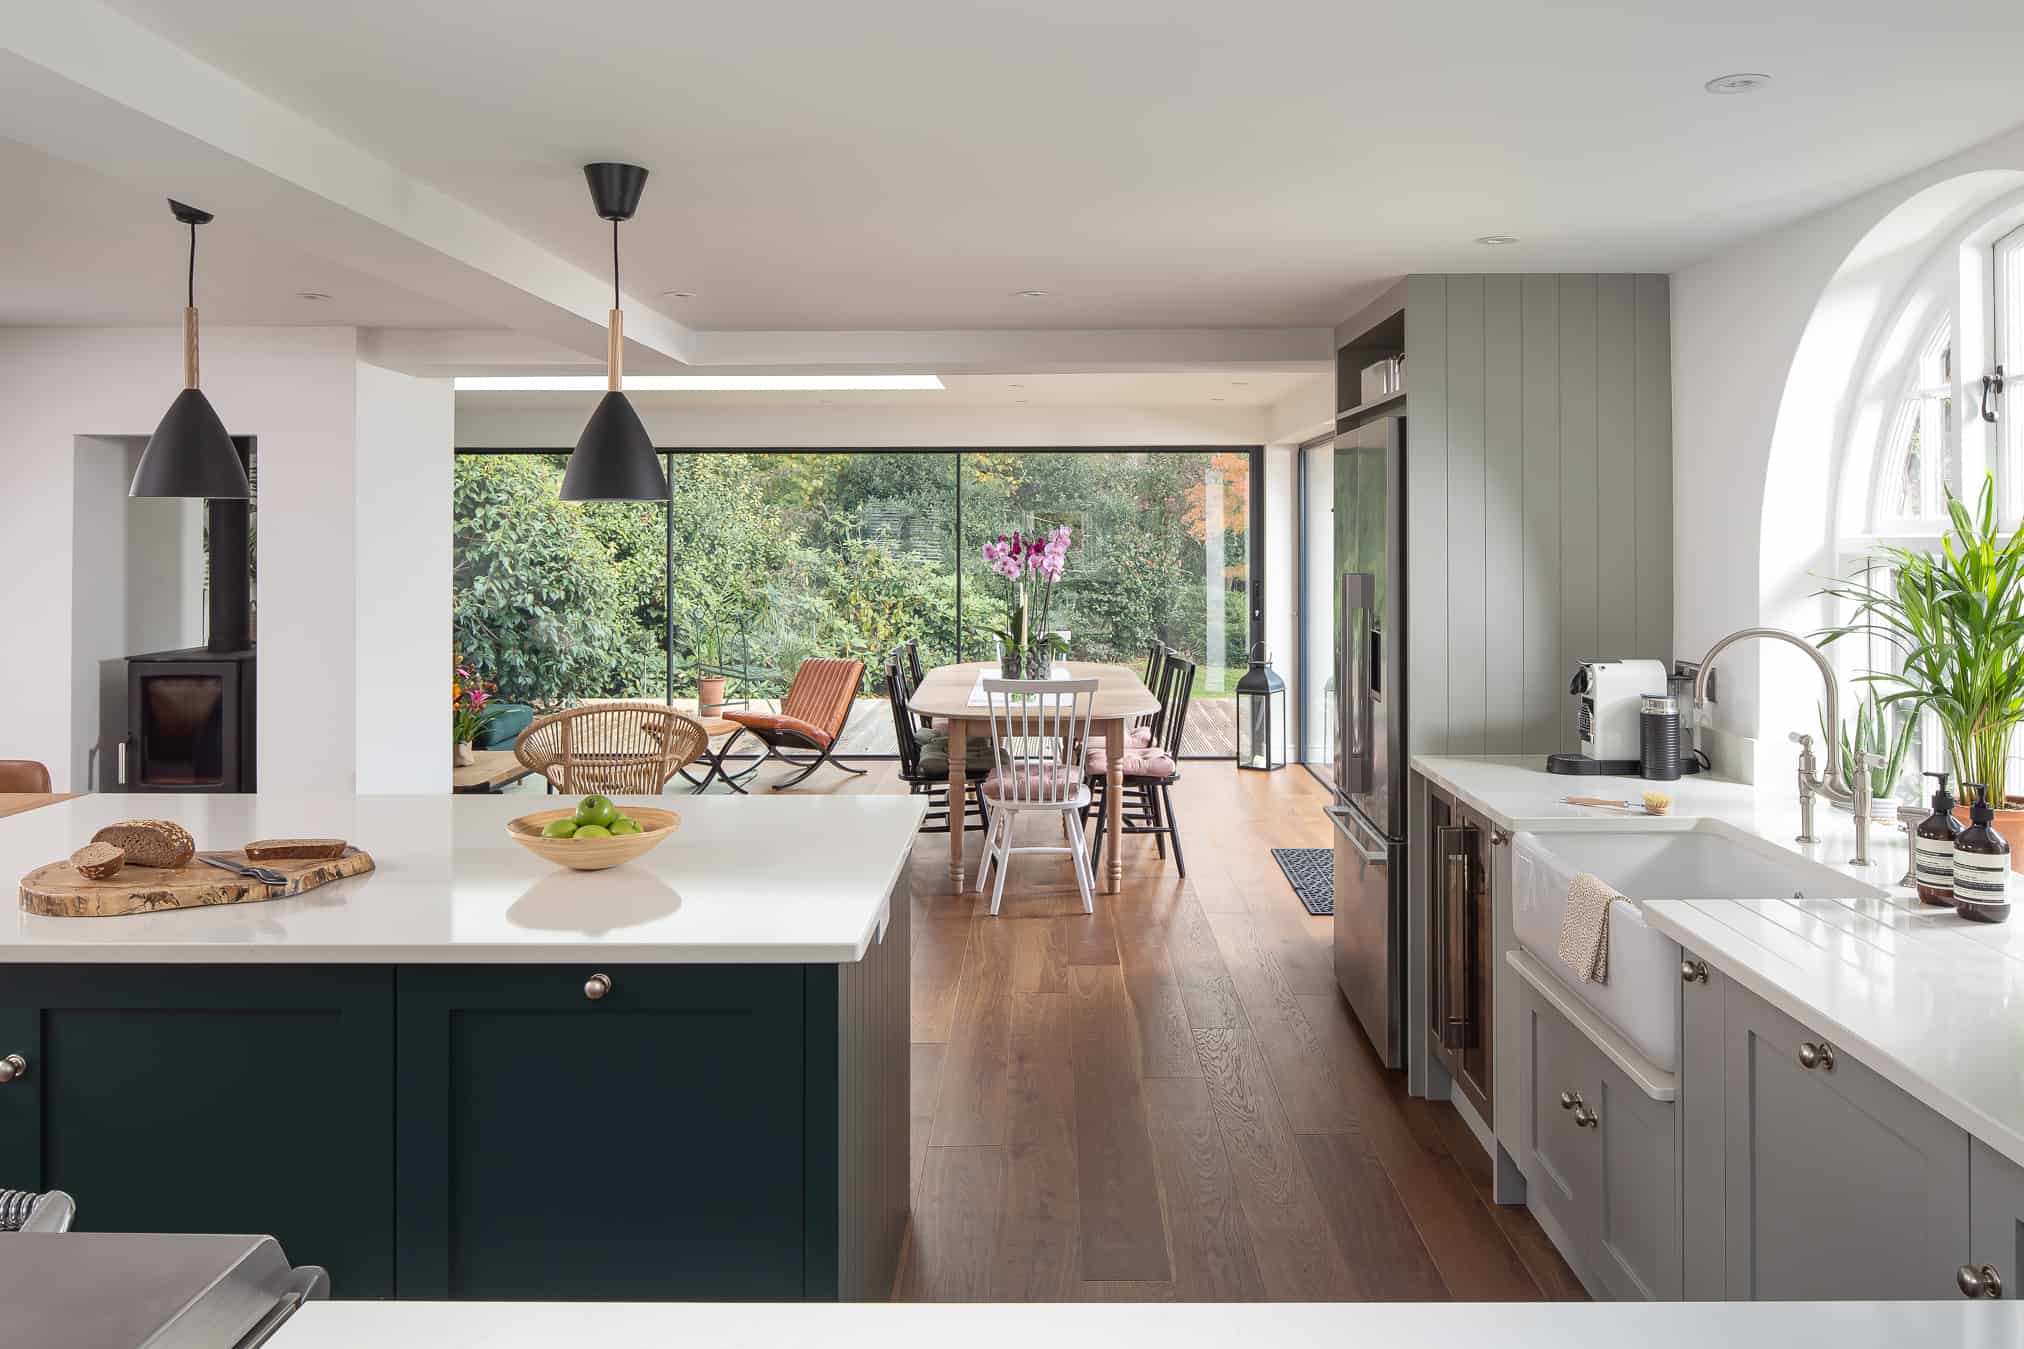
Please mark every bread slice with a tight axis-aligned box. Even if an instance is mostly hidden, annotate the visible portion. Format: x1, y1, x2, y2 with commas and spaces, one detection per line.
244, 838, 347, 861
70, 842, 127, 880
89, 819, 196, 868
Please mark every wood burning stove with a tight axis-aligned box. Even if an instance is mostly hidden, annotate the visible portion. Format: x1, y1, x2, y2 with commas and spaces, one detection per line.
120, 438, 256, 792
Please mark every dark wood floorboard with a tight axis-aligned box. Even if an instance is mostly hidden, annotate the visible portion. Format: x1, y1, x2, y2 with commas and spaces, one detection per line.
857, 762, 1582, 1303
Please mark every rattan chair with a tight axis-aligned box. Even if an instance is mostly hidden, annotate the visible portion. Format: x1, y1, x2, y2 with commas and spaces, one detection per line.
514, 704, 709, 795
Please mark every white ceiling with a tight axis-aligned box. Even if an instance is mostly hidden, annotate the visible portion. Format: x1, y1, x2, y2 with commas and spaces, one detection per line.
0, 138, 484, 328
457, 371, 1321, 412
55, 0, 2024, 335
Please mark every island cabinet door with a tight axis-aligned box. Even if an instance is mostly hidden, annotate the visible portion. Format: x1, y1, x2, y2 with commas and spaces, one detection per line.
0, 966, 395, 1296
1722, 980, 1970, 1299
394, 963, 808, 1301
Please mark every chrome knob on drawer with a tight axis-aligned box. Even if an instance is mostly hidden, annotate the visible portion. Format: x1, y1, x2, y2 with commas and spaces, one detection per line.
0, 1053, 26, 1083
1559, 1089, 1578, 1111
1797, 1040, 1836, 1071
1681, 958, 1709, 984
584, 973, 612, 1001
1571, 1102, 1599, 1129
1958, 1263, 2003, 1299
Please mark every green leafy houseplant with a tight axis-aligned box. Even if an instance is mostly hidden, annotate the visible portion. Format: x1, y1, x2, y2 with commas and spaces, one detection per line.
1818, 688, 1917, 801
1817, 476, 2024, 805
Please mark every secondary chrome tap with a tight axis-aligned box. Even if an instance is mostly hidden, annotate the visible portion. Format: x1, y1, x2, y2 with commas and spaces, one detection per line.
1692, 627, 1862, 855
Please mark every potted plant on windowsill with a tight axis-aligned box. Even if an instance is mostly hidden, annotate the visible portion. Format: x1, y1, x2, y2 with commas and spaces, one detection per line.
1819, 476, 2024, 867
1819, 688, 1917, 824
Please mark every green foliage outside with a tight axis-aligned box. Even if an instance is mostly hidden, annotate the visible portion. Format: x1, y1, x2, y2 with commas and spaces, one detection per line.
453, 450, 1250, 709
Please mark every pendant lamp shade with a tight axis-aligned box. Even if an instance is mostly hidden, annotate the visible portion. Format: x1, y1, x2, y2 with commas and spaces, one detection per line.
560, 163, 669, 502
132, 200, 251, 500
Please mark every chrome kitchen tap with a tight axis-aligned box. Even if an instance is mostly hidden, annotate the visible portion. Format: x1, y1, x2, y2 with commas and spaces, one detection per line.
1692, 628, 1866, 859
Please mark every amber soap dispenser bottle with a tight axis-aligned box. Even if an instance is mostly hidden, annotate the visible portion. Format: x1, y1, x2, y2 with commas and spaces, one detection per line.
1953, 783, 2011, 924
1914, 770, 1964, 906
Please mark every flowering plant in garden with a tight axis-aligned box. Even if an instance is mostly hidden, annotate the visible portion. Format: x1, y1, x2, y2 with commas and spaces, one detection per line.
452, 656, 503, 746
984, 524, 1073, 669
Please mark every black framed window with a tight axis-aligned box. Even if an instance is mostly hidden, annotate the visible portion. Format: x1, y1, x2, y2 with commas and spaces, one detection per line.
452, 446, 1260, 758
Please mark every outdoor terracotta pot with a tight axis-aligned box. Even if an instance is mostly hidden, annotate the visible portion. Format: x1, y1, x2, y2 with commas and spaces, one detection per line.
699, 675, 727, 714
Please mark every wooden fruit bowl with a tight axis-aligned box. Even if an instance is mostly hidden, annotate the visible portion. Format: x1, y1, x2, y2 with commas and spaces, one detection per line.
506, 807, 681, 872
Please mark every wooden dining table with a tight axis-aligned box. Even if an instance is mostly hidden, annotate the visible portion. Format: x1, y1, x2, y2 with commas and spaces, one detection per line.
907, 660, 1159, 895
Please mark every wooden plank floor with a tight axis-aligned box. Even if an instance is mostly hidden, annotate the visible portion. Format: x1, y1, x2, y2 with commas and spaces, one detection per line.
804, 760, 1584, 1302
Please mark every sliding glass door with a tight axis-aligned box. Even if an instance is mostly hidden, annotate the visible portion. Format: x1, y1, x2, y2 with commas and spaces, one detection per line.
452, 447, 1251, 756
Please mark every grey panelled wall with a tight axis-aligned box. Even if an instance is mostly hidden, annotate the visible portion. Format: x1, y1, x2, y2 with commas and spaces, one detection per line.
1403, 274, 1673, 755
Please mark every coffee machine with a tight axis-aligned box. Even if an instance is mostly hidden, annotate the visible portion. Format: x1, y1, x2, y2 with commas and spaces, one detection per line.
1546, 658, 1671, 775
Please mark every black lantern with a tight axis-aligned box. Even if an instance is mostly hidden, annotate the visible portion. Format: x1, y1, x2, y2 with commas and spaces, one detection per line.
1234, 643, 1286, 771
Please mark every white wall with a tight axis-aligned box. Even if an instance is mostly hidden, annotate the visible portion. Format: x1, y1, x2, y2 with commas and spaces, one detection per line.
1671, 119, 2024, 780
0, 325, 449, 794
355, 363, 454, 793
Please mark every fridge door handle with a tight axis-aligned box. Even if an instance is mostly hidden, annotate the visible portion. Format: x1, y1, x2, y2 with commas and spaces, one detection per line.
1326, 804, 1387, 863
1338, 572, 1376, 793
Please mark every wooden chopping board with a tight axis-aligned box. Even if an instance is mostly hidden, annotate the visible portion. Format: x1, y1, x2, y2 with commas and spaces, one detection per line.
19, 848, 375, 918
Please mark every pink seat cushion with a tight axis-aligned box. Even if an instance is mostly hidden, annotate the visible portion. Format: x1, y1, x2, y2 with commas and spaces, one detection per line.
982, 761, 1085, 801
1126, 725, 1155, 749
1087, 743, 1178, 778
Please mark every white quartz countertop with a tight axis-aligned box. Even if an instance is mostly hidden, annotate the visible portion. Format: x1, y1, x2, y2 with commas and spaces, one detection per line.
0, 793, 926, 964
268, 1298, 2023, 1348
1414, 754, 2024, 1170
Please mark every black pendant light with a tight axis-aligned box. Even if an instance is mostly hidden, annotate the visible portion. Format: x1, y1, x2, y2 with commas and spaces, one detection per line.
560, 163, 669, 501
130, 200, 252, 499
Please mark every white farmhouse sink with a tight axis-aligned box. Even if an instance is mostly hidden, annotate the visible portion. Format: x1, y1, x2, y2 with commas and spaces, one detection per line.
1511, 823, 1885, 1073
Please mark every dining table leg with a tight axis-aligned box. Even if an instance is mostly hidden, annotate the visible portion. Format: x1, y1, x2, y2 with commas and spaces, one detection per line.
946, 715, 970, 891
1103, 719, 1123, 894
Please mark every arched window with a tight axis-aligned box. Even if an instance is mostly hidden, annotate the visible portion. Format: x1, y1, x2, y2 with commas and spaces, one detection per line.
1831, 196, 2024, 798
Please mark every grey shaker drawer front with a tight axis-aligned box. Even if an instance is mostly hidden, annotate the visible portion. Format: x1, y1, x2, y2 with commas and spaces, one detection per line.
1518, 982, 1601, 1264
1721, 981, 1970, 1300
1592, 1054, 1681, 1300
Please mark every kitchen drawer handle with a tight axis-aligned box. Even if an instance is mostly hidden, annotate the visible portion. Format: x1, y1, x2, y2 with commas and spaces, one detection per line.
1558, 1089, 1578, 1111
1797, 1040, 1835, 1071
1681, 958, 1708, 984
584, 973, 612, 1001
0, 1053, 24, 1083
1959, 1263, 2003, 1299
1572, 1102, 1598, 1129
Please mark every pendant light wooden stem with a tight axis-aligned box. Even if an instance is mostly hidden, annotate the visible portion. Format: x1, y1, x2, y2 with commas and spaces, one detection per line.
607, 308, 623, 392
183, 306, 200, 389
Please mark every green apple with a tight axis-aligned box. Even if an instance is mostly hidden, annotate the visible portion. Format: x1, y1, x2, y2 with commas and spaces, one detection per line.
609, 817, 642, 836
573, 824, 612, 839
540, 818, 579, 839
575, 794, 617, 828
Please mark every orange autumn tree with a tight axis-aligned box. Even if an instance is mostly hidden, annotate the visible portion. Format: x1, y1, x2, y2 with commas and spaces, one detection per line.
1183, 453, 1251, 584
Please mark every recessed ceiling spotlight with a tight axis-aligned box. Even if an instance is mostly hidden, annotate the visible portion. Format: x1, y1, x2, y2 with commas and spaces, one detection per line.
661, 289, 696, 298
1211, 396, 1227, 402
1007, 383, 1025, 389
1016, 398, 1031, 404
1230, 380, 1250, 386
1010, 289, 1048, 299
1474, 234, 1520, 246
296, 290, 331, 301
1704, 72, 1771, 94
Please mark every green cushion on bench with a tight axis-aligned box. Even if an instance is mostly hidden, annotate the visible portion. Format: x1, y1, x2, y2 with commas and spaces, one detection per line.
473, 702, 534, 750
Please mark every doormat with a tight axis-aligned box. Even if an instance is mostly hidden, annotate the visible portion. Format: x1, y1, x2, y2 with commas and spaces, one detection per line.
1270, 847, 1333, 917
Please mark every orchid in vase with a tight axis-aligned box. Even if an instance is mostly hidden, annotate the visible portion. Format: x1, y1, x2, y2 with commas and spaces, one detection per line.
452, 658, 502, 760
983, 525, 1072, 678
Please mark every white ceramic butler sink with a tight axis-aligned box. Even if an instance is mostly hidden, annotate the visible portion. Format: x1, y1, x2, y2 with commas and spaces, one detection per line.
1511, 822, 1885, 1073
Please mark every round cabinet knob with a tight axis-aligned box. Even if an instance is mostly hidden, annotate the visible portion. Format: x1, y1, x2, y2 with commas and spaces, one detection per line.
1958, 1263, 2003, 1299
1572, 1102, 1599, 1129
1797, 1041, 1836, 1072
1559, 1089, 1578, 1111
0, 1053, 26, 1083
584, 973, 612, 1002
1681, 958, 1709, 984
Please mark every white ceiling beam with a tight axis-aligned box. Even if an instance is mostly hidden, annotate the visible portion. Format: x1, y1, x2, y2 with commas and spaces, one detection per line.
685, 327, 1336, 374
0, 0, 692, 364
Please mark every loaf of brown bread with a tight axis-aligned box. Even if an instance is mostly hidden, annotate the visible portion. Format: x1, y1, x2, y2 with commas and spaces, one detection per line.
89, 819, 196, 868
244, 838, 347, 861
70, 842, 127, 880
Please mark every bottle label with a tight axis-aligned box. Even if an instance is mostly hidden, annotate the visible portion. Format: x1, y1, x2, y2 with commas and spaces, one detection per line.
1914, 837, 1956, 888
1954, 851, 2010, 906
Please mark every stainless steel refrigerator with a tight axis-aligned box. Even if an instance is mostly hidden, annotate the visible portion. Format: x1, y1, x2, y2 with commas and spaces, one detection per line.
1325, 413, 1408, 1069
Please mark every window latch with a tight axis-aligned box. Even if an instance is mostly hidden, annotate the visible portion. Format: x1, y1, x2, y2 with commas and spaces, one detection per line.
1982, 365, 2005, 423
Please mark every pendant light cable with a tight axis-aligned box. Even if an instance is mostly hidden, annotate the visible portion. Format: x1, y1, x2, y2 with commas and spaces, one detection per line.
612, 218, 620, 311
187, 220, 197, 308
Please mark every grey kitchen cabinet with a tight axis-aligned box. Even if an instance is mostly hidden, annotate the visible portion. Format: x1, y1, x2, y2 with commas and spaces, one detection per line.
1514, 974, 1680, 1298
1968, 1139, 2024, 1300
1719, 977, 1970, 1299
1677, 949, 1726, 1299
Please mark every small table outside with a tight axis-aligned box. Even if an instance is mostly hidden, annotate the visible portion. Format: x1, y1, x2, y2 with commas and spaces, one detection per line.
451, 750, 537, 794
907, 660, 1159, 895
